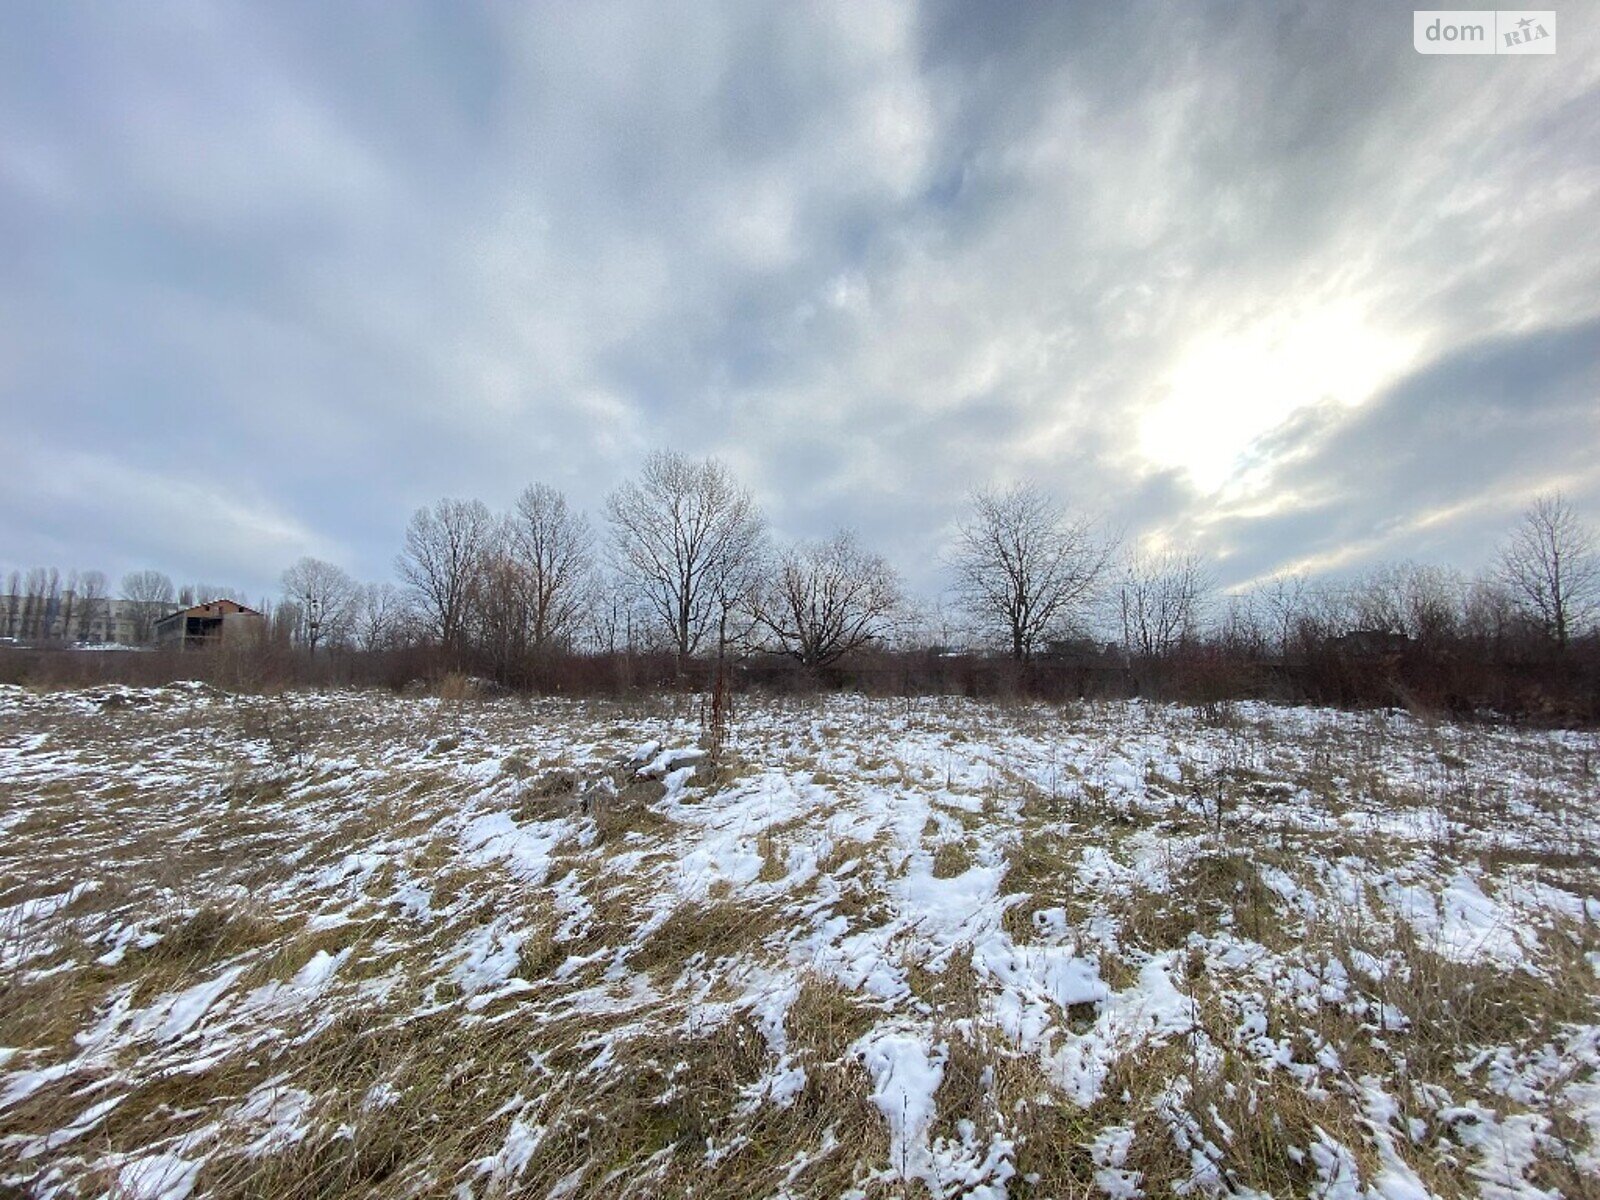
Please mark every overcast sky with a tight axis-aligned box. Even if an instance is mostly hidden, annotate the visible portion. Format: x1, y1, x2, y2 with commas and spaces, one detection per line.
2, 1, 1596, 603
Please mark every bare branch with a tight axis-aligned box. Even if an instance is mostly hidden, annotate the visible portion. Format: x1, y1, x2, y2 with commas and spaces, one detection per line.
605, 451, 766, 663
1498, 493, 1599, 650
758, 531, 903, 667
949, 483, 1116, 661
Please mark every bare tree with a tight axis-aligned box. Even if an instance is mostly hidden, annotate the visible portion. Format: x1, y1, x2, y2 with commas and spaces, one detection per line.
281, 557, 358, 652
398, 498, 496, 650
76, 570, 108, 641
585, 571, 626, 655
950, 483, 1116, 661
467, 536, 535, 680
1463, 573, 1522, 649
606, 451, 766, 666
1402, 564, 1464, 646
893, 598, 963, 653
20, 567, 48, 640
178, 582, 231, 606
1342, 563, 1461, 646
120, 570, 175, 644
1347, 567, 1404, 635
1256, 573, 1309, 656
354, 582, 407, 651
758, 531, 903, 667
583, 570, 663, 655
43, 568, 61, 639
3, 570, 18, 639
1217, 590, 1266, 655
460, 487, 595, 681
1300, 580, 1354, 646
272, 600, 303, 645
707, 522, 769, 662
57, 571, 80, 643
1499, 493, 1599, 650
1120, 552, 1213, 658
509, 483, 594, 651
27, 569, 58, 640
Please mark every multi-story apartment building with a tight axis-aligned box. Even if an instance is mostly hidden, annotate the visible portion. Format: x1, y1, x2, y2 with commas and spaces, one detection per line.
0, 594, 162, 645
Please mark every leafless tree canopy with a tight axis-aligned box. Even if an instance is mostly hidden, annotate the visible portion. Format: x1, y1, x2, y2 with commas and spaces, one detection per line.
281, 556, 358, 652
1256, 573, 1309, 656
354, 582, 407, 651
75, 570, 108, 641
1119, 552, 1213, 658
120, 569, 175, 644
508, 483, 594, 651
606, 451, 766, 662
17, 567, 59, 641
3, 572, 18, 638
1499, 493, 1599, 650
462, 487, 594, 677
1358, 563, 1465, 646
950, 483, 1116, 660
1462, 576, 1521, 644
11, 447, 1598, 722
177, 582, 233, 608
398, 498, 496, 650
57, 571, 80, 643
120, 569, 173, 607
585, 569, 651, 655
468, 545, 534, 680
758, 531, 903, 667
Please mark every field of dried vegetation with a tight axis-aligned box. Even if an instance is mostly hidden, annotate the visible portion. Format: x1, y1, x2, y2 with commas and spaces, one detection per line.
1, 683, 1598, 1199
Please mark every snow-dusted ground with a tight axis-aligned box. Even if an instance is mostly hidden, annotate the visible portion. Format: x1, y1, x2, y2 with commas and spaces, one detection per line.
0, 684, 1597, 1198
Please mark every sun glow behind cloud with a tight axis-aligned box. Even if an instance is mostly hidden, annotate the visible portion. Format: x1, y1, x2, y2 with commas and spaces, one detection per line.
1139, 301, 1422, 495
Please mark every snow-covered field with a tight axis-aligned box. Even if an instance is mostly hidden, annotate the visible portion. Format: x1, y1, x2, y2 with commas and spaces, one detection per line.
1, 684, 1597, 1199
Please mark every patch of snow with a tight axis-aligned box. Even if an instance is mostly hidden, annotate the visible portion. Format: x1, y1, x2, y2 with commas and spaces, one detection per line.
855, 1029, 947, 1185
1088, 1124, 1143, 1199
460, 811, 566, 885
116, 1152, 201, 1200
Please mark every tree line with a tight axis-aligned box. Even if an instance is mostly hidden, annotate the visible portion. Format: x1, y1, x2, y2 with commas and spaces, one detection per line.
4, 454, 1598, 712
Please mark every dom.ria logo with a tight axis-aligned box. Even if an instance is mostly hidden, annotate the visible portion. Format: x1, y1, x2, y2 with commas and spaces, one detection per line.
1414, 10, 1557, 54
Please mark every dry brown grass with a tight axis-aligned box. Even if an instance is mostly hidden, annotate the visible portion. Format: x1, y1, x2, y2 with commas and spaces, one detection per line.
1373, 919, 1594, 1078
627, 899, 785, 977
4, 689, 1599, 1198
999, 829, 1080, 940
590, 777, 673, 843
1098, 843, 1303, 958
930, 839, 974, 879
905, 947, 981, 1022
786, 974, 880, 1062
0, 903, 285, 1058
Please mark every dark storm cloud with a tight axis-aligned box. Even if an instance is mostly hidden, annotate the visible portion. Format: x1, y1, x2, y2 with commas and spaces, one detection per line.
0, 1, 1595, 602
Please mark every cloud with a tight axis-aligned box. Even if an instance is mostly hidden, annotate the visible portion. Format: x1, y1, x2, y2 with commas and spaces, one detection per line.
0, 0, 1596, 602
1, 439, 334, 595
1198, 316, 1600, 586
